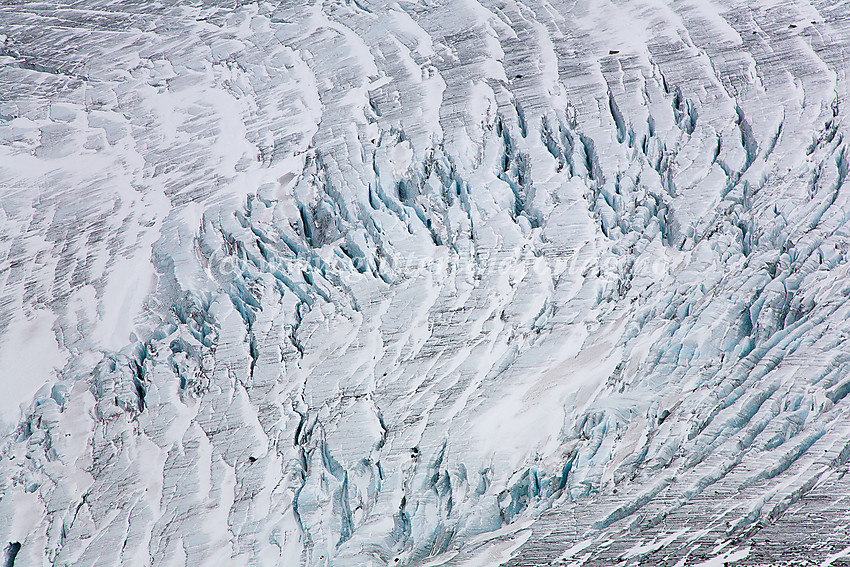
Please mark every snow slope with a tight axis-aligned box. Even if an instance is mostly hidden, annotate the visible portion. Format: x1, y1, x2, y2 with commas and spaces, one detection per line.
1, 0, 850, 565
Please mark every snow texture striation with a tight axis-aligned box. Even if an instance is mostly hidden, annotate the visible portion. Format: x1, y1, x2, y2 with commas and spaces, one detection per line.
2, 0, 850, 565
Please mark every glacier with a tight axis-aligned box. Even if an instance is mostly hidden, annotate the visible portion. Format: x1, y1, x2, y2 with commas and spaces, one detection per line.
2, 0, 850, 565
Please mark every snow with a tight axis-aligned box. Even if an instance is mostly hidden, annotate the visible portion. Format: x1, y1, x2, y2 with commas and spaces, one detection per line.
0, 310, 67, 430
2, 0, 850, 565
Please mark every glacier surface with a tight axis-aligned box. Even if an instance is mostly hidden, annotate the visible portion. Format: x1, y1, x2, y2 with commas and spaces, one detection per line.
2, 0, 850, 565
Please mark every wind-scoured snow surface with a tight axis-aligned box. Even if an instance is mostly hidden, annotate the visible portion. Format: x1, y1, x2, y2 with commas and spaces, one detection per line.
2, 0, 850, 565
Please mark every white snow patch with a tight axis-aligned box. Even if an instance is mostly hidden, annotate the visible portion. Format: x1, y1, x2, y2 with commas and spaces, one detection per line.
0, 310, 67, 429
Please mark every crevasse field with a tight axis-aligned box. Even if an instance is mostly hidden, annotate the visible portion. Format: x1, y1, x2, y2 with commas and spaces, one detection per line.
2, 0, 850, 565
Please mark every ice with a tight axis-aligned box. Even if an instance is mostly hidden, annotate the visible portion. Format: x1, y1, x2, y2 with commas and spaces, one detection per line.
2, 0, 850, 565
